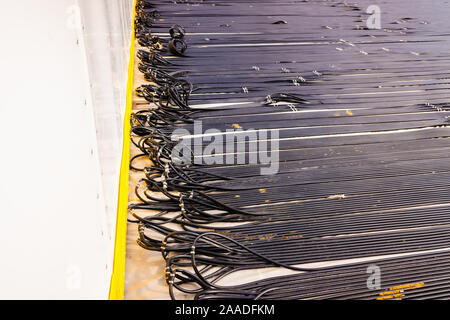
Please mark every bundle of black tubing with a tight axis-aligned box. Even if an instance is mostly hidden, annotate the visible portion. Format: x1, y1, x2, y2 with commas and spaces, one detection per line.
129, 0, 450, 300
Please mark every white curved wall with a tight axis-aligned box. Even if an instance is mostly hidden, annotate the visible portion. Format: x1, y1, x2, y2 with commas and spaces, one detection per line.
0, 0, 133, 299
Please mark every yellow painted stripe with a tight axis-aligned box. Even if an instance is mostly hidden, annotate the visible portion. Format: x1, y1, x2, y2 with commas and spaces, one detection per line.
109, 0, 136, 300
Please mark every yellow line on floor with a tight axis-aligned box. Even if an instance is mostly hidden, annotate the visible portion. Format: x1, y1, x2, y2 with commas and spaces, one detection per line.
109, 0, 136, 300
